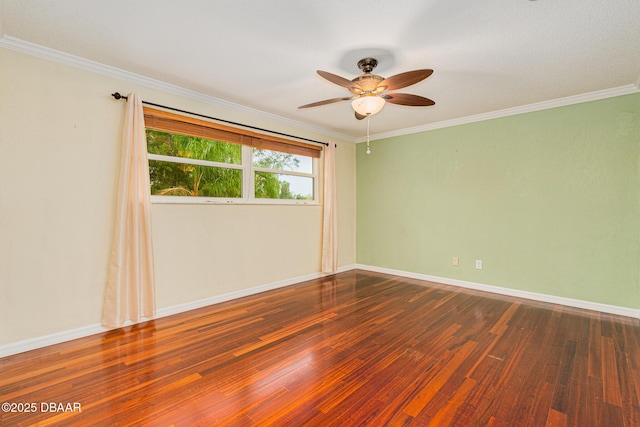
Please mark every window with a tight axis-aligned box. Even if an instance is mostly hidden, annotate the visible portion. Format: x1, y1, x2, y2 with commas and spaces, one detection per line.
147, 130, 243, 198
253, 148, 315, 200
144, 107, 321, 204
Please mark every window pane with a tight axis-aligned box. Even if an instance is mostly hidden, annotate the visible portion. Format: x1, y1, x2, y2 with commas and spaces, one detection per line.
147, 130, 241, 165
252, 148, 312, 173
149, 160, 242, 198
254, 172, 314, 200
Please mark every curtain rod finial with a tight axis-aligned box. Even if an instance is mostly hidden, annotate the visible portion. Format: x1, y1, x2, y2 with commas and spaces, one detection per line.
111, 92, 127, 101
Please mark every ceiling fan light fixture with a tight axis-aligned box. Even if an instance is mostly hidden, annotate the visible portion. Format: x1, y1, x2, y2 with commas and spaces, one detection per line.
351, 95, 385, 116
299, 58, 434, 119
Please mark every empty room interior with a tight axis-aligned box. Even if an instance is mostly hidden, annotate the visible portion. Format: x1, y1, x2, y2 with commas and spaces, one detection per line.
1, 1, 639, 425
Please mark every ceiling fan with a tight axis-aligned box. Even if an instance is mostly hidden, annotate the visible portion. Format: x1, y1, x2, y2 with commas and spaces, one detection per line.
299, 57, 435, 120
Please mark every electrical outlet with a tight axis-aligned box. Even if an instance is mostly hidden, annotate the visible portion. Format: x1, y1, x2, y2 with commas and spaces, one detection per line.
475, 259, 483, 270
452, 257, 459, 267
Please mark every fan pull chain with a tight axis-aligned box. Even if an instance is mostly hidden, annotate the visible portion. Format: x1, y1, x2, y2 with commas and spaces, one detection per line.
366, 115, 371, 154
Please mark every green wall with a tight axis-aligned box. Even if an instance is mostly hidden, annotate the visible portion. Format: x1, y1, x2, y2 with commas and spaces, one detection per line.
356, 93, 640, 309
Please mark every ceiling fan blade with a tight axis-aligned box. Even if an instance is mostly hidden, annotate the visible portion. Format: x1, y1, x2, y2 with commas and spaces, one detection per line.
298, 97, 352, 109
379, 69, 433, 91
382, 93, 435, 106
317, 70, 361, 93
317, 70, 354, 88
355, 112, 367, 120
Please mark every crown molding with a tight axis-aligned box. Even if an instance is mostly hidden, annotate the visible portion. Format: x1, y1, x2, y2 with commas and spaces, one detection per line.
0, 36, 353, 143
358, 84, 640, 143
3, 35, 638, 145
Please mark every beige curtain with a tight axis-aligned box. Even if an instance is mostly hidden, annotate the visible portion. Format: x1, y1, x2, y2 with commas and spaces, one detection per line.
103, 93, 156, 328
321, 143, 337, 273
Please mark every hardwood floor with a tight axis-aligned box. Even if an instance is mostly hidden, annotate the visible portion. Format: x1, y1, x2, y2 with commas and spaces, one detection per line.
1, 270, 639, 426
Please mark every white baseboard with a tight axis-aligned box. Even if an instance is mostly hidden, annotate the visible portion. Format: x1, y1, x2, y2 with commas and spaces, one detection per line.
355, 264, 640, 319
0, 268, 353, 358
5, 263, 632, 358
154, 271, 329, 319
0, 324, 111, 359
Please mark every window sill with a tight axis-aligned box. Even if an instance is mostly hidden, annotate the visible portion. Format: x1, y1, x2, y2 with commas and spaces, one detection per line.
150, 195, 320, 206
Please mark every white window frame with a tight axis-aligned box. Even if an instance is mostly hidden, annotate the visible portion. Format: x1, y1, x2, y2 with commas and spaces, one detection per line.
149, 140, 319, 205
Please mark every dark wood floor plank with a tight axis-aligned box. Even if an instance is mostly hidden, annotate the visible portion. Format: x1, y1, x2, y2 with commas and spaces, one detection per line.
0, 270, 638, 425
602, 336, 624, 407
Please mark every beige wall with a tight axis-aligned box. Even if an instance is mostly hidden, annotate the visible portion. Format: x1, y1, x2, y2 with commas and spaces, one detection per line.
0, 48, 356, 347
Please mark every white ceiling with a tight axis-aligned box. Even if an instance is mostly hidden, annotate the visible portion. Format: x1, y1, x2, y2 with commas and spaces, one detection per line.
2, 0, 640, 140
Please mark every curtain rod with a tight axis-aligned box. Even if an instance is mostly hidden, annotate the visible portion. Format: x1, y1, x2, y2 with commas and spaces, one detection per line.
111, 92, 329, 147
